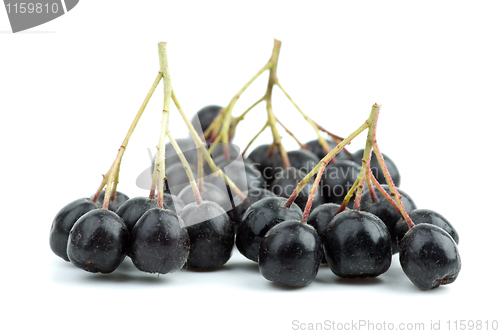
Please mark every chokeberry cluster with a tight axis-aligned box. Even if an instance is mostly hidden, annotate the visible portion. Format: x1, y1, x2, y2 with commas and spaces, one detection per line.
50, 40, 461, 290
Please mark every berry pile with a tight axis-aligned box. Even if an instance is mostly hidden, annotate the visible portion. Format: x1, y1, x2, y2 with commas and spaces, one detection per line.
49, 40, 461, 290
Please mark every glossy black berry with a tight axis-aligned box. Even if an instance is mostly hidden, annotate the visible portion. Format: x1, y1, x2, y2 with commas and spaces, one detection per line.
50, 198, 99, 261
307, 203, 342, 263
247, 144, 279, 184
180, 201, 234, 270
351, 150, 401, 187
93, 190, 129, 212
305, 138, 350, 161
236, 196, 303, 262
115, 196, 171, 232
360, 185, 417, 254
191, 105, 222, 139
259, 220, 322, 287
399, 223, 461, 290
395, 209, 459, 247
323, 210, 392, 278
228, 188, 276, 228
67, 209, 130, 274
322, 160, 362, 204
130, 208, 190, 274
270, 167, 323, 211
287, 149, 320, 174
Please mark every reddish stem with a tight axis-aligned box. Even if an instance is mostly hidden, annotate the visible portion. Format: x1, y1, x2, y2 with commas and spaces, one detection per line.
301, 162, 327, 223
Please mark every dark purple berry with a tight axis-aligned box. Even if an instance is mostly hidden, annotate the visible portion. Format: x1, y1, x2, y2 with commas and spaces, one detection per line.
270, 167, 323, 211
130, 208, 190, 274
307, 203, 342, 263
322, 160, 362, 205
360, 184, 417, 254
115, 196, 174, 232
180, 201, 234, 270
67, 209, 130, 274
50, 198, 99, 261
352, 149, 401, 187
395, 209, 459, 247
399, 223, 461, 290
259, 220, 322, 287
323, 210, 392, 278
236, 197, 303, 262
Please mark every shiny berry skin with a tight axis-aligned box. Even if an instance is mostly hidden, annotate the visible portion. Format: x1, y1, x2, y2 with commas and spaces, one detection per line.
116, 196, 171, 232
67, 209, 130, 274
323, 210, 392, 278
395, 209, 459, 247
259, 220, 322, 287
351, 150, 401, 187
360, 185, 417, 254
180, 201, 234, 270
307, 203, 342, 263
322, 160, 362, 204
399, 223, 461, 290
191, 105, 222, 139
247, 144, 278, 184
130, 208, 190, 274
236, 197, 303, 262
270, 167, 324, 211
50, 198, 99, 261
287, 149, 320, 174
228, 188, 276, 228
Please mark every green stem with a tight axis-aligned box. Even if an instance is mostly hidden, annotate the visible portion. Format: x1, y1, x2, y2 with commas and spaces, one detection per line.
150, 42, 173, 209
284, 114, 371, 208
92, 72, 162, 209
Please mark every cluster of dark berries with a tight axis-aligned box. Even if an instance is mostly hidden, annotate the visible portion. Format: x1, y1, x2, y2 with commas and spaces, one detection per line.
49, 40, 461, 291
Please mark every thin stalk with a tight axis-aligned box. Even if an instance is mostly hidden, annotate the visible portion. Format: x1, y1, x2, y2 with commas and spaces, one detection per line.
301, 162, 327, 223
369, 170, 401, 215
285, 116, 371, 208
337, 178, 361, 213
275, 116, 308, 149
171, 91, 246, 201
151, 42, 173, 209
242, 121, 269, 157
92, 72, 162, 208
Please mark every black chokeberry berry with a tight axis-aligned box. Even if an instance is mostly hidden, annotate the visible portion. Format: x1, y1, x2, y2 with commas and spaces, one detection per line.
130, 208, 190, 274
67, 209, 130, 273
323, 210, 392, 278
115, 196, 173, 232
259, 220, 322, 287
399, 223, 461, 290
307, 203, 342, 263
322, 160, 362, 205
352, 149, 401, 187
50, 198, 99, 261
180, 201, 234, 270
236, 196, 303, 262
360, 184, 417, 254
395, 209, 459, 247
270, 167, 323, 211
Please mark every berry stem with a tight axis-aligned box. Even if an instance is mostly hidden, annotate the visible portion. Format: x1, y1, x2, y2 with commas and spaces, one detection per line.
197, 147, 205, 191
372, 140, 415, 229
301, 162, 327, 223
92, 71, 163, 209
150, 42, 174, 209
275, 80, 345, 160
263, 39, 290, 169
170, 91, 246, 201
242, 120, 269, 157
284, 112, 372, 208
368, 170, 401, 215
275, 116, 308, 150
337, 178, 361, 213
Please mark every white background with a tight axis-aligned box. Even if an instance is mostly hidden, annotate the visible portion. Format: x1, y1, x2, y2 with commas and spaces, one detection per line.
1, 1, 499, 333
